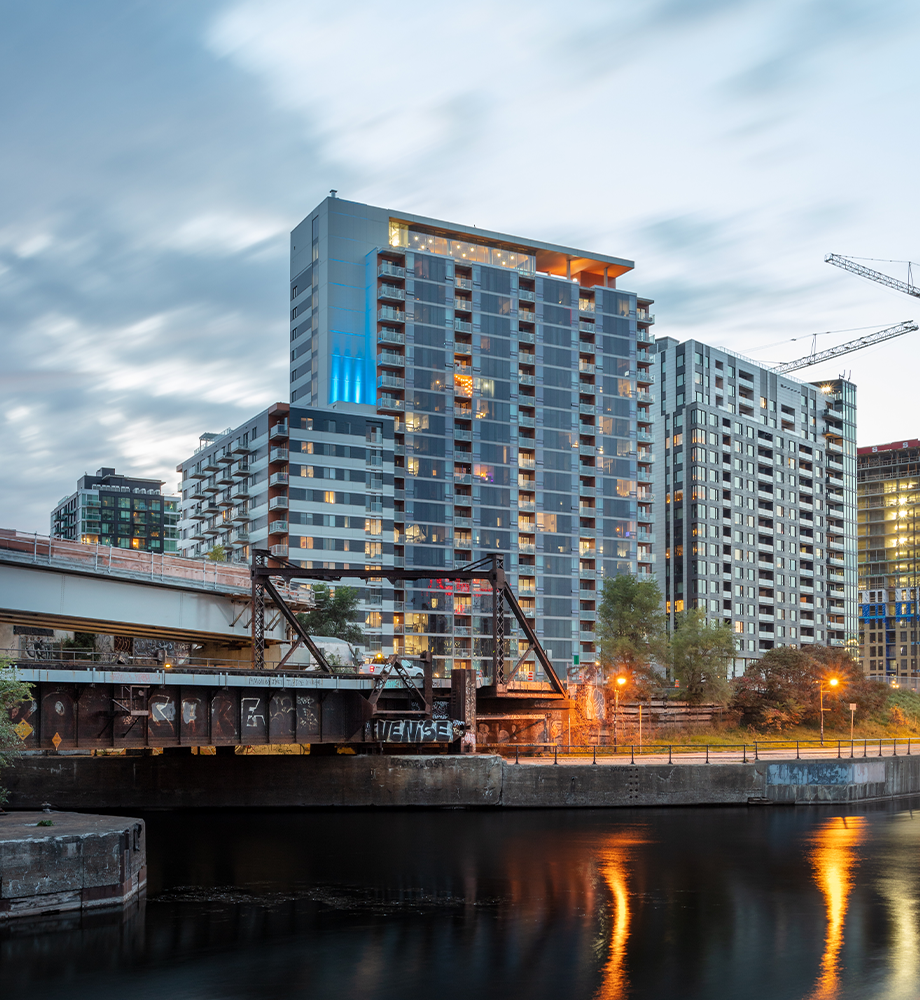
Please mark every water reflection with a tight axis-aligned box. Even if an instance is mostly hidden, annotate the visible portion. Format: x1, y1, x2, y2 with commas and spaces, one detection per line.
596, 832, 646, 1000
3, 804, 920, 1000
805, 816, 865, 1000
876, 813, 920, 1000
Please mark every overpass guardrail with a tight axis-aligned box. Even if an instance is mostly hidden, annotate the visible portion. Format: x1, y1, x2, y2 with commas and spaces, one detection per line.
0, 529, 311, 605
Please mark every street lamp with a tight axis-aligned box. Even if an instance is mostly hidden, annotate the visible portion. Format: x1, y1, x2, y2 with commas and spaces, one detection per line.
819, 676, 839, 745
614, 675, 627, 750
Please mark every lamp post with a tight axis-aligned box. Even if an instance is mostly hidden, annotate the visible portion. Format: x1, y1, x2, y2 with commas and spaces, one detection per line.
819, 676, 839, 745
614, 675, 627, 750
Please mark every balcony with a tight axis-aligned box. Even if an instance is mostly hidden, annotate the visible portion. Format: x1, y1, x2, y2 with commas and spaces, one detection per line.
378, 395, 405, 412
378, 284, 406, 302
518, 311, 536, 325
269, 496, 289, 510
378, 327, 405, 346
518, 455, 536, 469
378, 261, 405, 279
518, 413, 535, 428
269, 472, 289, 487
636, 309, 655, 324
455, 277, 472, 291
517, 330, 535, 344
518, 373, 535, 386
579, 403, 596, 416
579, 443, 596, 457
518, 288, 535, 302
232, 463, 251, 478
454, 318, 472, 334
231, 509, 251, 523
231, 485, 250, 500
454, 297, 473, 313
377, 374, 405, 390
579, 362, 596, 375
578, 320, 595, 333
454, 516, 472, 529
270, 423, 289, 440
270, 544, 289, 558
518, 542, 536, 554
378, 350, 405, 368
518, 499, 535, 512
269, 447, 289, 463
635, 391, 654, 404
378, 306, 405, 323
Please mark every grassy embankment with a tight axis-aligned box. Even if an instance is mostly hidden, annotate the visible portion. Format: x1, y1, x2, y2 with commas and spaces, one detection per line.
644, 689, 920, 747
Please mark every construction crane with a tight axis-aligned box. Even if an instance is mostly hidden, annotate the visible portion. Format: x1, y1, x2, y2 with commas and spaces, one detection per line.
773, 320, 918, 375
825, 254, 920, 298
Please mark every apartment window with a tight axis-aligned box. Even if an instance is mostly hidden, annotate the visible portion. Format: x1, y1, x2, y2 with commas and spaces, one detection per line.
324, 491, 335, 503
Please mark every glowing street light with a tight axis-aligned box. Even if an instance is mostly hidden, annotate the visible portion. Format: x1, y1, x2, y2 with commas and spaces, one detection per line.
819, 676, 839, 744
614, 675, 627, 750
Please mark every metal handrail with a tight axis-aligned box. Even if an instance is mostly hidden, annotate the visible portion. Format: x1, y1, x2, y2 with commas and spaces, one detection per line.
478, 737, 914, 762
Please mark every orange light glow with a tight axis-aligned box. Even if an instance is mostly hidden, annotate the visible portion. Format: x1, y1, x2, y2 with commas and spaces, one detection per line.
616, 676, 627, 687
596, 830, 649, 1000
828, 677, 839, 688
806, 816, 865, 1000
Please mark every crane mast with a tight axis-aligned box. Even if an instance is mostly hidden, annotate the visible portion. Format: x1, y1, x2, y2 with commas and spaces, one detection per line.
825, 253, 920, 298
772, 320, 918, 375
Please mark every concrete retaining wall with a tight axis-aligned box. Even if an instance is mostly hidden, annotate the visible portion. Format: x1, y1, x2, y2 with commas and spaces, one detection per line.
5, 754, 920, 810
0, 812, 146, 919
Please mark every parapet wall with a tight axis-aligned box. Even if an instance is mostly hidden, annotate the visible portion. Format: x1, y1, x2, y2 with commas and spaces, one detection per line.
5, 754, 920, 810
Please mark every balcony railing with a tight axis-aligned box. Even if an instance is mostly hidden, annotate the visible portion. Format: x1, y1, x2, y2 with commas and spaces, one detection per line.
378, 327, 405, 345
268, 496, 289, 510
378, 306, 405, 322
378, 284, 406, 301
269, 447, 289, 463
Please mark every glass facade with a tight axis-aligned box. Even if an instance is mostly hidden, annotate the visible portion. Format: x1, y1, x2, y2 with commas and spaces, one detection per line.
289, 198, 653, 680
51, 470, 178, 553
653, 340, 856, 676
858, 441, 920, 687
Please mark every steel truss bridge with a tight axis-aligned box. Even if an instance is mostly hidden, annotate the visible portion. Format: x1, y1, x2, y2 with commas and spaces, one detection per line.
2, 538, 569, 751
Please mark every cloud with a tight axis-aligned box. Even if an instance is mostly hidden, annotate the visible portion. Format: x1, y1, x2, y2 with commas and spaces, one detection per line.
2, 0, 920, 534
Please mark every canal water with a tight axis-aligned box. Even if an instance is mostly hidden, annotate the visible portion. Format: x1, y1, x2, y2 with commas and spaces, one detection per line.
2, 800, 919, 999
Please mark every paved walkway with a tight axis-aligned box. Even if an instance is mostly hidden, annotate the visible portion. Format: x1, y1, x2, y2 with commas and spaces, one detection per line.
490, 742, 914, 765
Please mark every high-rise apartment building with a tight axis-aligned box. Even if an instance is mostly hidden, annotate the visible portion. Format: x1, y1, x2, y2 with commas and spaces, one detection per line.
289, 196, 655, 677
175, 402, 394, 653
653, 339, 856, 675
857, 439, 920, 687
51, 468, 178, 553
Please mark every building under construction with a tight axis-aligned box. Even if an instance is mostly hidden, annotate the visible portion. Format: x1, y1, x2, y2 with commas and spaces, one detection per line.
858, 440, 920, 688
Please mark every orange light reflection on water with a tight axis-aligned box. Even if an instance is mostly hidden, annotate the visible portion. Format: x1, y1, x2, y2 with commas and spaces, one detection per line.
806, 816, 865, 1000
596, 832, 648, 1000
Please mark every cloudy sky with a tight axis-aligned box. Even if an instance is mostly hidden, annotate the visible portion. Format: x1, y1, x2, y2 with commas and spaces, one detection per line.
3, 0, 919, 532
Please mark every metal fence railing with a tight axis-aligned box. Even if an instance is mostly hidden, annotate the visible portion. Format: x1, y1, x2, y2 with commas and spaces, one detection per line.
477, 738, 919, 764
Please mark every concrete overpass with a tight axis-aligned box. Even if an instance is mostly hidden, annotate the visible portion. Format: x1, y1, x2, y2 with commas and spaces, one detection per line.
0, 530, 306, 650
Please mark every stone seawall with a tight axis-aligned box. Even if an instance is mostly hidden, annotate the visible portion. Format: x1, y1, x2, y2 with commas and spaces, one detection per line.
0, 811, 146, 920
5, 754, 920, 810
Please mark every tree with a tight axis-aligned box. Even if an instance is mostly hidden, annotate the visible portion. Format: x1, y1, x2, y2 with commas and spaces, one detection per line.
0, 664, 33, 805
207, 545, 226, 562
669, 609, 736, 704
296, 584, 365, 646
596, 574, 667, 696
731, 645, 886, 731
731, 646, 813, 730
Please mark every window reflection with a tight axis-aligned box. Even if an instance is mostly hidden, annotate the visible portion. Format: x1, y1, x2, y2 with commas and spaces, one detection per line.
806, 815, 865, 1000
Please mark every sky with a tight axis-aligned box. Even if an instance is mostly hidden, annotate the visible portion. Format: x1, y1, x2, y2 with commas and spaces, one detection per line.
2, 0, 920, 533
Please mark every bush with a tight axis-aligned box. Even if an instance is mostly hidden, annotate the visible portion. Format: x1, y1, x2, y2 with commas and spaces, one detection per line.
731, 645, 886, 732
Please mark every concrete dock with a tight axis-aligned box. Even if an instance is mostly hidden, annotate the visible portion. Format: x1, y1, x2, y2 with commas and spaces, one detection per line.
0, 811, 146, 920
